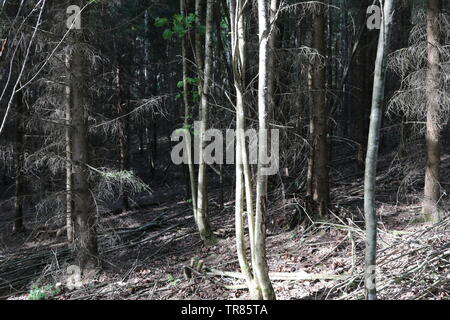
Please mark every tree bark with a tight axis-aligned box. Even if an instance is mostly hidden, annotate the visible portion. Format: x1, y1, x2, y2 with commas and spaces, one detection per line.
13, 89, 25, 233
196, 0, 215, 245
423, 0, 443, 222
65, 54, 74, 243
69, 3, 98, 270
115, 56, 130, 212
310, 1, 329, 218
364, 0, 395, 300
255, 0, 276, 300
230, 0, 261, 300
181, 0, 198, 220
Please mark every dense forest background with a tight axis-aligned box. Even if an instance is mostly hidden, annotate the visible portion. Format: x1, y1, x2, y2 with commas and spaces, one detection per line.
0, 0, 448, 300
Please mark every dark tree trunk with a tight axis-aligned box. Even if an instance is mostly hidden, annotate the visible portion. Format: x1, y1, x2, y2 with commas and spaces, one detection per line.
70, 5, 98, 270
423, 0, 443, 222
13, 89, 25, 233
310, 1, 329, 217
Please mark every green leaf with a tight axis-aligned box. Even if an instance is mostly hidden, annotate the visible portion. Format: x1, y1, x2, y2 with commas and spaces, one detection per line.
192, 91, 201, 102
186, 13, 196, 25
173, 24, 186, 37
177, 81, 184, 89
155, 17, 169, 27
186, 77, 199, 85
173, 14, 184, 24
162, 29, 173, 40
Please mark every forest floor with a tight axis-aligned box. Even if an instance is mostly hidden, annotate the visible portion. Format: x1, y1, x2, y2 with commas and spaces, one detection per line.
0, 143, 449, 300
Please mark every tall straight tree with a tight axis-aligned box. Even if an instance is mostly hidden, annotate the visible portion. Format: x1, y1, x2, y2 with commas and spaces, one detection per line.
255, 0, 276, 300
180, 0, 198, 223
423, 0, 443, 222
68, 1, 98, 270
196, 0, 215, 245
230, 0, 254, 298
65, 54, 74, 243
114, 47, 130, 212
364, 0, 395, 300
230, 0, 262, 299
308, 0, 329, 218
13, 89, 25, 233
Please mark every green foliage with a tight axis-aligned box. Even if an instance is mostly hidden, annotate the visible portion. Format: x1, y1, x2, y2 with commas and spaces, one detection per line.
28, 284, 60, 300
154, 17, 169, 27
166, 273, 182, 287
192, 90, 201, 103
162, 29, 174, 40
175, 123, 192, 135
155, 13, 205, 40
220, 16, 228, 30
176, 78, 201, 104
177, 77, 199, 89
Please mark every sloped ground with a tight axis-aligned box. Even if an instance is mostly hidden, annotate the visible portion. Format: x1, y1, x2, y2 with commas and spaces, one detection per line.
1, 144, 449, 300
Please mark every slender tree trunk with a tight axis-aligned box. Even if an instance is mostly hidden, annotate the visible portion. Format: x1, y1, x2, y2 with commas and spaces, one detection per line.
267, 0, 278, 115
230, 0, 261, 299
196, 0, 215, 245
306, 17, 314, 202
65, 54, 74, 243
195, 0, 204, 97
181, 0, 198, 218
423, 0, 443, 222
13, 89, 25, 233
69, 5, 98, 270
310, 1, 329, 218
255, 0, 276, 300
364, 0, 395, 300
115, 58, 130, 212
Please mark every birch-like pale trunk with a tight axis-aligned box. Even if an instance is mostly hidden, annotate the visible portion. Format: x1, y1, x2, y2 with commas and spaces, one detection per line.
196, 0, 215, 245
255, 0, 276, 300
230, 0, 261, 299
364, 0, 395, 300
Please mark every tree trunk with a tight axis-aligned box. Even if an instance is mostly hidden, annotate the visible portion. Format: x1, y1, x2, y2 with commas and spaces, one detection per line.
423, 0, 443, 222
65, 54, 74, 243
69, 6, 98, 270
364, 0, 395, 300
196, 0, 215, 245
310, 1, 329, 218
181, 0, 198, 218
195, 0, 204, 97
255, 0, 276, 300
115, 57, 130, 212
13, 89, 25, 233
230, 0, 261, 300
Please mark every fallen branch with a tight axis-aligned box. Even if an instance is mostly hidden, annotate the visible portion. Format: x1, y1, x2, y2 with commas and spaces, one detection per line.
206, 268, 350, 281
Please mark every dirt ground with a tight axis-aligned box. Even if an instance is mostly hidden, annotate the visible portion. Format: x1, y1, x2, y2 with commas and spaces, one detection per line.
1, 146, 449, 300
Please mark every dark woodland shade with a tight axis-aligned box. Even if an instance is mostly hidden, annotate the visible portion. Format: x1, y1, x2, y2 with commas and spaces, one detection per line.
0, 0, 448, 301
